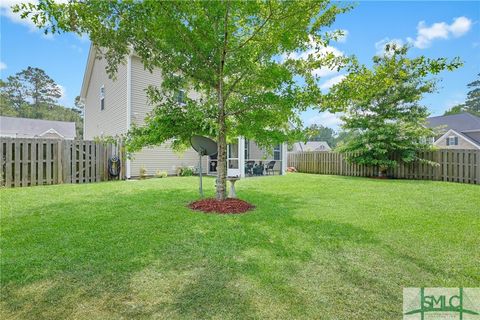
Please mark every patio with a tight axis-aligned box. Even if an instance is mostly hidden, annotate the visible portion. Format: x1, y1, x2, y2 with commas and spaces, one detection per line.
207, 137, 287, 177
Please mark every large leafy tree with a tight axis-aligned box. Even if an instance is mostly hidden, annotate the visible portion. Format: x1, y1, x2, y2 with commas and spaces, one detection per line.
443, 74, 480, 116
465, 73, 480, 115
2, 67, 62, 108
16, 0, 351, 199
322, 45, 462, 175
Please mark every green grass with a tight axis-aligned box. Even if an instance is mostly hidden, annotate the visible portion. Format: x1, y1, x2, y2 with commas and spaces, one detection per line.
1, 174, 479, 319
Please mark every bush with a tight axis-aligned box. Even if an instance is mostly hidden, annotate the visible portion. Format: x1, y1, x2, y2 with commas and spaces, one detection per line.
176, 166, 196, 177
155, 170, 168, 178
139, 167, 148, 179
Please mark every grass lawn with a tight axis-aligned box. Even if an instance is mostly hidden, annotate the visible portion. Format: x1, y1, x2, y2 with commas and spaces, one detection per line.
1, 174, 479, 319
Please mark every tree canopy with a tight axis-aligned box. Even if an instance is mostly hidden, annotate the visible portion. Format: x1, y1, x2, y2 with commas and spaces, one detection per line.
0, 67, 83, 137
444, 73, 480, 116
321, 45, 462, 174
16, 0, 352, 199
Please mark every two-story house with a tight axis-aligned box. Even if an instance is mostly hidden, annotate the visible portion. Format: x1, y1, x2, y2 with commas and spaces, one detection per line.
80, 46, 287, 178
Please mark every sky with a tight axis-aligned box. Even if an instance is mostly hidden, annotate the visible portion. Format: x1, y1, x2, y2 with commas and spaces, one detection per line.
1, 1, 479, 131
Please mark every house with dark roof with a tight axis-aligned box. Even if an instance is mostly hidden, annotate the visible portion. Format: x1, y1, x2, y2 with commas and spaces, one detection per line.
426, 112, 480, 150
291, 141, 331, 152
0, 116, 76, 139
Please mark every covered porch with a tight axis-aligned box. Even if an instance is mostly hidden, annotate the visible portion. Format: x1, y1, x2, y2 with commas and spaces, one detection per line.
207, 137, 287, 178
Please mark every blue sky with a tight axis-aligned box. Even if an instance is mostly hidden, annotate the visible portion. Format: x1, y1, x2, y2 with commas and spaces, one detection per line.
1, 1, 479, 130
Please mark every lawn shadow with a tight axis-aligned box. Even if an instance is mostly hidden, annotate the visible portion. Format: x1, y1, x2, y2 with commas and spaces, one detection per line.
1, 180, 472, 319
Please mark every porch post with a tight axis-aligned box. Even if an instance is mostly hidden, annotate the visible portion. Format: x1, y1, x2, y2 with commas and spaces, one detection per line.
281, 142, 288, 175
239, 137, 245, 178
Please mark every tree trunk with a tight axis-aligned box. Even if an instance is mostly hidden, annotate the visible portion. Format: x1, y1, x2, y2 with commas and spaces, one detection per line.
216, 116, 227, 200
216, 82, 227, 200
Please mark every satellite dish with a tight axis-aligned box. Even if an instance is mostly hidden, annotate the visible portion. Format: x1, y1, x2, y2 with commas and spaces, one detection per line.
190, 136, 218, 198
191, 135, 217, 156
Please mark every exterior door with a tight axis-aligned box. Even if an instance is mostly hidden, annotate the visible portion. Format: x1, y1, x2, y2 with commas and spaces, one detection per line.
227, 139, 240, 177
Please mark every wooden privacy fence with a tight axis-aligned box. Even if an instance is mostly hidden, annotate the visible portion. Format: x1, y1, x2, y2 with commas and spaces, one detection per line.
0, 138, 126, 188
288, 150, 480, 185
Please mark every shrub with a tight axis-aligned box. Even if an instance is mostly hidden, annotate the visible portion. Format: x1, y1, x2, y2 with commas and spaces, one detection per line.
176, 166, 196, 177
155, 170, 168, 178
139, 166, 148, 179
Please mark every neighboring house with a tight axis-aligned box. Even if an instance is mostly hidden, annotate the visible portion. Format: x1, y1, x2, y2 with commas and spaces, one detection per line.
0, 116, 76, 139
291, 141, 331, 152
427, 112, 480, 150
80, 46, 286, 178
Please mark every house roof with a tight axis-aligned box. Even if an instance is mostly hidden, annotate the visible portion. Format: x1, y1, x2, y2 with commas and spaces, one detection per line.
427, 112, 480, 132
294, 141, 331, 152
0, 116, 76, 139
80, 44, 97, 100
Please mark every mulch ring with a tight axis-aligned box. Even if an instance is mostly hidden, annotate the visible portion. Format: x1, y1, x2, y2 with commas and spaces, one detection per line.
188, 198, 255, 214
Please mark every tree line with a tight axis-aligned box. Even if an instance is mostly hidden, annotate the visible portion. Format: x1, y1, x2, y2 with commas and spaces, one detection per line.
0, 66, 84, 138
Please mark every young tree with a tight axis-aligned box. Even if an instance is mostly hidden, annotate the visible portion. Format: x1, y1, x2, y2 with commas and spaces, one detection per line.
16, 0, 351, 199
1, 67, 62, 108
321, 45, 462, 175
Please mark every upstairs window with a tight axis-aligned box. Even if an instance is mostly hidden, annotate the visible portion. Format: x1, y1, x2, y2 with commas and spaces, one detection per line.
447, 136, 458, 146
100, 85, 105, 111
176, 89, 186, 105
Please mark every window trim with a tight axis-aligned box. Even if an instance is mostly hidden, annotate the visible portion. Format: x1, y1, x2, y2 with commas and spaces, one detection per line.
447, 136, 458, 146
100, 85, 105, 111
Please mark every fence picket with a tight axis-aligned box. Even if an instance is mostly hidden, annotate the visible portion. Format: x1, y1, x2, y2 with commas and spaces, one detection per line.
0, 138, 122, 188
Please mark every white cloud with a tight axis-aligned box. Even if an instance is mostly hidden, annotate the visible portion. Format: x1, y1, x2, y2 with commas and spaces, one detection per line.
306, 111, 343, 129
449, 16, 472, 37
319, 74, 345, 90
408, 16, 472, 49
0, 0, 39, 32
0, 61, 7, 71
282, 36, 344, 80
57, 84, 68, 105
0, 0, 68, 38
374, 37, 404, 56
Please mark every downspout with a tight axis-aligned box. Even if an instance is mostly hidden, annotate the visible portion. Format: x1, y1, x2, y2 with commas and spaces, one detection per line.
281, 142, 288, 175
126, 54, 132, 179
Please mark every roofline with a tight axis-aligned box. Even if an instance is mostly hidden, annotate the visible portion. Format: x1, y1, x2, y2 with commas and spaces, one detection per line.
435, 129, 480, 149
461, 129, 480, 133
0, 116, 76, 125
39, 128, 66, 138
80, 44, 96, 100
427, 111, 480, 121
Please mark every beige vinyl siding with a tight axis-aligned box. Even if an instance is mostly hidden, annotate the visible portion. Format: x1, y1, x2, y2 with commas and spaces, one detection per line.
84, 55, 127, 139
129, 56, 206, 176
436, 132, 479, 150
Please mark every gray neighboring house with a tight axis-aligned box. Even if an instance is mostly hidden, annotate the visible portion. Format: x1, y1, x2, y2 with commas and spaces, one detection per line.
0, 116, 76, 139
291, 141, 331, 152
427, 112, 480, 150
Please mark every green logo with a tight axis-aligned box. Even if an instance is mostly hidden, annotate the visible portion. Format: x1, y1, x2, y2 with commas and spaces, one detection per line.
403, 288, 480, 320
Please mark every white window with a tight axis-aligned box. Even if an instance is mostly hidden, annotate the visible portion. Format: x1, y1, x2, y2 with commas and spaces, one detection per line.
176, 89, 185, 104
447, 136, 458, 146
274, 145, 281, 160
100, 85, 105, 110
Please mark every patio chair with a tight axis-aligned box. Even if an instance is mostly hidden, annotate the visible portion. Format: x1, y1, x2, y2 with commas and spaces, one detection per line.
253, 163, 264, 176
265, 161, 276, 175
245, 160, 255, 176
